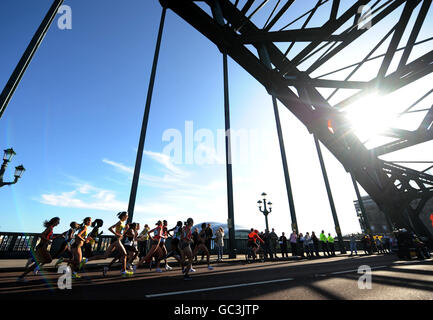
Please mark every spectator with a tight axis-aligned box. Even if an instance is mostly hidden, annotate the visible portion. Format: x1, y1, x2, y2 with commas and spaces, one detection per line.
375, 236, 385, 254
327, 233, 335, 256
311, 231, 320, 257
349, 233, 357, 256
361, 234, 372, 255
215, 227, 224, 262
371, 235, 378, 253
205, 224, 213, 251
390, 234, 398, 253
290, 231, 298, 256
304, 232, 312, 258
320, 230, 329, 256
192, 228, 199, 262
382, 234, 391, 253
298, 233, 305, 258
279, 232, 288, 258
270, 228, 279, 259
263, 230, 273, 260
201, 224, 213, 261
137, 224, 150, 259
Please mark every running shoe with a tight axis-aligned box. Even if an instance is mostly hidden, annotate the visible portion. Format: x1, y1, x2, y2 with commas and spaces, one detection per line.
55, 257, 64, 268
184, 274, 192, 281
189, 267, 196, 273
71, 272, 81, 279
79, 258, 88, 270
121, 270, 134, 277
165, 264, 172, 271
33, 265, 40, 275
155, 268, 162, 273
207, 266, 214, 270
132, 264, 137, 273
103, 266, 108, 277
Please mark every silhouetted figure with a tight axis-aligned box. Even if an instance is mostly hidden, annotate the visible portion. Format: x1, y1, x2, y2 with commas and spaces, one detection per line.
263, 230, 273, 260
311, 231, 320, 257
320, 230, 329, 256
279, 232, 288, 258
327, 233, 335, 256
290, 231, 298, 256
298, 233, 305, 258
270, 228, 279, 258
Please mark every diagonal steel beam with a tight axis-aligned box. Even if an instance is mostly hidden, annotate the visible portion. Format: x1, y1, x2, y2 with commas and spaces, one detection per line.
264, 0, 294, 31
0, 0, 64, 120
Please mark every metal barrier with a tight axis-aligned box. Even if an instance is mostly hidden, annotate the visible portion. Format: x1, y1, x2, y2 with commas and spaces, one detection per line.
0, 232, 360, 259
0, 232, 115, 259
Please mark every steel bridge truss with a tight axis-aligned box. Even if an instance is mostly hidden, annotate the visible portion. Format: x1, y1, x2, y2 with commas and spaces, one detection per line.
160, 0, 433, 238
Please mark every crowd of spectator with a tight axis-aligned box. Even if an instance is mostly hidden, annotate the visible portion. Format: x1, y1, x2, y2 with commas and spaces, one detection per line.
250, 229, 400, 260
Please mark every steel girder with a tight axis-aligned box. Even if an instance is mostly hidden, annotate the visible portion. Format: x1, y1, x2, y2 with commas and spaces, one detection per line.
160, 0, 433, 238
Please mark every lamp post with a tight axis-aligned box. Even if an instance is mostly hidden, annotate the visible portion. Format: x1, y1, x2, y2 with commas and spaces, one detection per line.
0, 148, 25, 188
258, 192, 272, 231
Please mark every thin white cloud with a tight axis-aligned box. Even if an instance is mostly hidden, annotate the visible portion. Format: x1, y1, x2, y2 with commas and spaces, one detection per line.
103, 157, 195, 191
40, 185, 125, 212
102, 159, 133, 174
142, 149, 189, 178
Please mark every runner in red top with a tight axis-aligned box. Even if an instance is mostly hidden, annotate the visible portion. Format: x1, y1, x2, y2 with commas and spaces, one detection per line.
247, 229, 264, 260
18, 217, 61, 282
137, 220, 164, 272
160, 220, 172, 271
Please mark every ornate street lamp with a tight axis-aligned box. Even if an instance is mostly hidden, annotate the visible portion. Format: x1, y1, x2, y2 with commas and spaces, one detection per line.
258, 192, 272, 231
1, 148, 25, 188
3, 148, 15, 162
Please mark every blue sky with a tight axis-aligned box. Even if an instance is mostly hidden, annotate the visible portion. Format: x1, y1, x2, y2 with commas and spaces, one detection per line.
1, 0, 432, 236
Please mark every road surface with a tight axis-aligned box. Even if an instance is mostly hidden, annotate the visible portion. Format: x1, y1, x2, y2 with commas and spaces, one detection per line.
1, 254, 432, 300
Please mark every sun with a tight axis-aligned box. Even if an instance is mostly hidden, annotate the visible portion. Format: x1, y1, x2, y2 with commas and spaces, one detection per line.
343, 92, 399, 142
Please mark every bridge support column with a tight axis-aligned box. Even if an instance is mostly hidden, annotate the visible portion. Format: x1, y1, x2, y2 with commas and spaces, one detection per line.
127, 6, 167, 223
314, 136, 346, 254
223, 53, 236, 258
351, 173, 372, 235
271, 96, 299, 233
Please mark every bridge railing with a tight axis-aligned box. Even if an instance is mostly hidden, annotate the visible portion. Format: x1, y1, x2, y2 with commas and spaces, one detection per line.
0, 232, 361, 259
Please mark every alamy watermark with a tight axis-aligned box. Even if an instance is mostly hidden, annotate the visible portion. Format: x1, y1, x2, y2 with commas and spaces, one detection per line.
356, 5, 373, 30
57, 265, 72, 290
161, 121, 272, 166
57, 5, 72, 30
357, 265, 372, 289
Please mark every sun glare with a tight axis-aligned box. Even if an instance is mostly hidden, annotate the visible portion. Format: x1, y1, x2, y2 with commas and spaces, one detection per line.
343, 92, 399, 142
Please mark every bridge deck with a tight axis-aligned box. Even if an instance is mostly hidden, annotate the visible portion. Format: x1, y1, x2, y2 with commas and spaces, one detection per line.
1, 254, 432, 300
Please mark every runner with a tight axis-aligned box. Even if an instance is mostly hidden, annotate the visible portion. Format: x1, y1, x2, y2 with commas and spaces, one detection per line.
85, 211, 132, 277
137, 221, 164, 272
124, 222, 140, 273
179, 218, 195, 280
247, 229, 264, 261
82, 219, 103, 259
64, 217, 92, 279
161, 220, 172, 271
192, 223, 213, 270
165, 221, 183, 265
54, 221, 79, 267
17, 217, 61, 282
